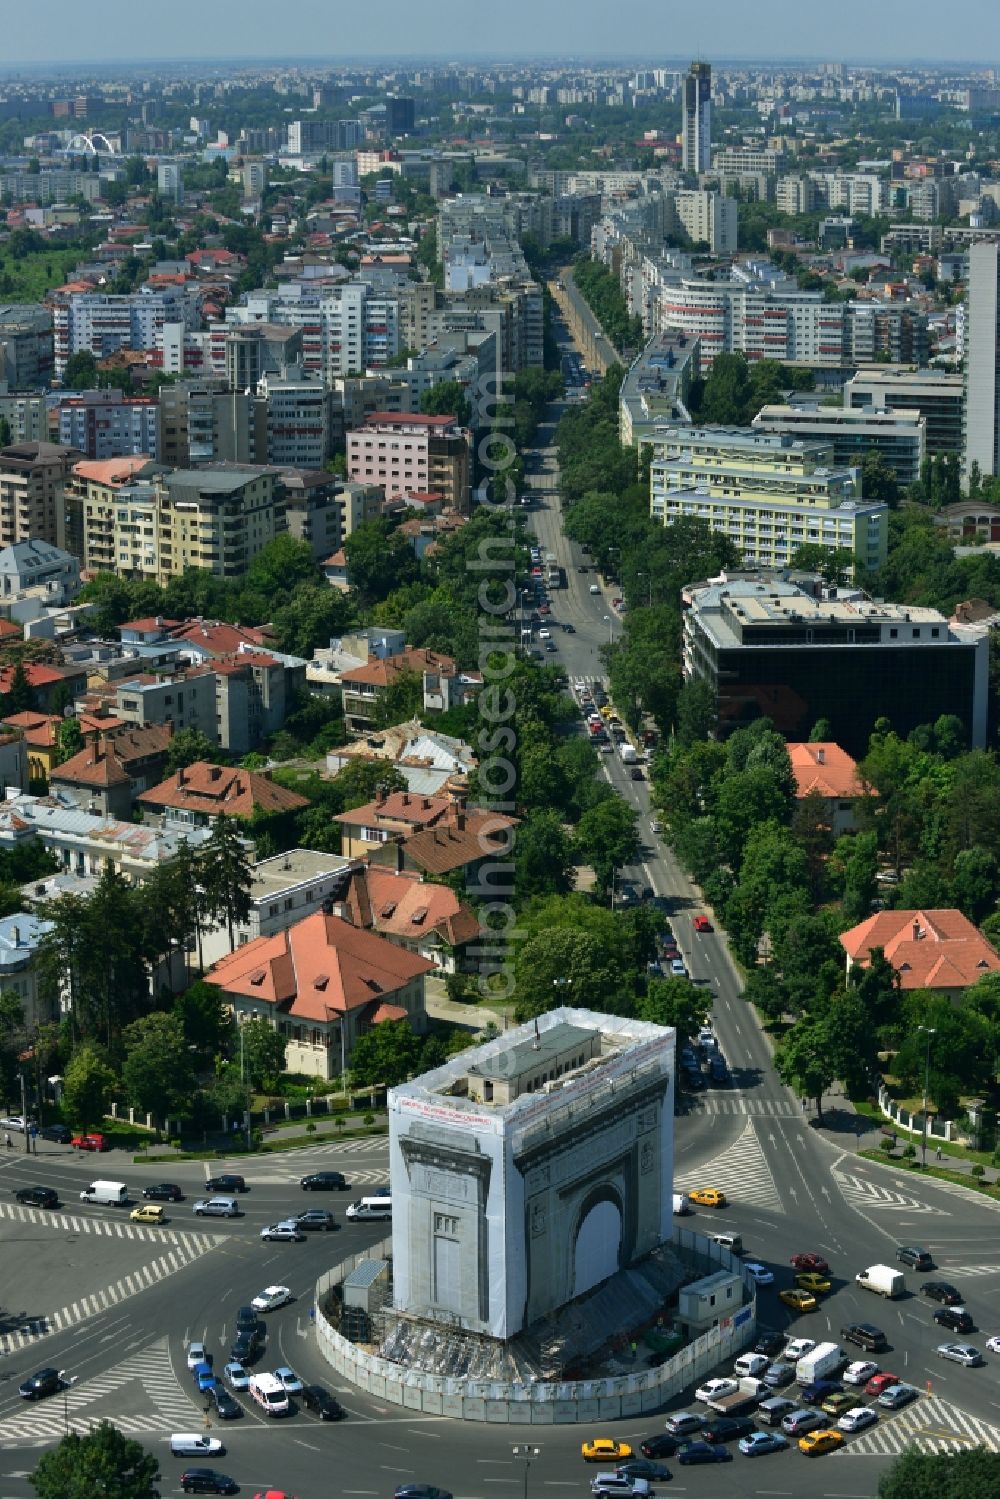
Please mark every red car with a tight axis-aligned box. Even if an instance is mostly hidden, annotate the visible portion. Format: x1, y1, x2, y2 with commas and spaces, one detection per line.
865, 1372, 900, 1396
71, 1133, 109, 1152
693, 915, 713, 933
790, 1252, 830, 1275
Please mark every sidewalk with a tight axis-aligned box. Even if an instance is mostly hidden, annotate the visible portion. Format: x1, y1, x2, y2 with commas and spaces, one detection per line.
807, 1088, 1000, 1187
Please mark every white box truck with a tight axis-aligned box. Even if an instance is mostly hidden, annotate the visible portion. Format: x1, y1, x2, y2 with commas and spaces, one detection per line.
856, 1264, 905, 1299
79, 1180, 128, 1206
619, 744, 638, 765
795, 1341, 844, 1384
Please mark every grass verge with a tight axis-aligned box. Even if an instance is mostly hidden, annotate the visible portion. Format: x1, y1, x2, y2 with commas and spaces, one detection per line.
858, 1149, 1000, 1201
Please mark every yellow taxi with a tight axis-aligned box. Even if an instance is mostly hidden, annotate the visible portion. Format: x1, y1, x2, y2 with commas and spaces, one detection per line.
798, 1429, 845, 1457
688, 1187, 727, 1208
130, 1203, 166, 1225
581, 1439, 633, 1463
779, 1288, 818, 1312
795, 1272, 832, 1295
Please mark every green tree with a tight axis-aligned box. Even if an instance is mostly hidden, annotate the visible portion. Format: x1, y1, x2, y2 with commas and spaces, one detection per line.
774, 1012, 836, 1119
877, 1448, 1000, 1499
638, 976, 712, 1045
349, 1018, 420, 1088
513, 925, 620, 1020
861, 449, 900, 508
201, 814, 253, 950
513, 809, 575, 899
164, 727, 221, 774
342, 518, 419, 605
420, 380, 471, 427
121, 1012, 196, 1121
63, 350, 99, 390
3, 661, 34, 713
239, 1016, 287, 1090
30, 1420, 160, 1499
173, 980, 231, 1056
54, 715, 84, 766
574, 794, 639, 895
372, 667, 424, 729
61, 1043, 116, 1133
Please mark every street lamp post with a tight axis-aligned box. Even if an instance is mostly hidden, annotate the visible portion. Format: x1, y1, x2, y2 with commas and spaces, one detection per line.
919, 1025, 937, 1167
603, 613, 615, 646
57, 1371, 75, 1434
512, 1444, 541, 1499
238, 1019, 251, 1152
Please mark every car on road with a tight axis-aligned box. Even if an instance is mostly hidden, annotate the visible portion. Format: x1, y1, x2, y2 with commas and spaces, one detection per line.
779, 1288, 817, 1312
762, 1361, 795, 1388
798, 1429, 844, 1457
838, 1406, 878, 1433
193, 1362, 217, 1393
676, 1442, 733, 1465
842, 1322, 887, 1352
688, 1187, 727, 1208
589, 583, 601, 594
186, 1343, 210, 1372
142, 1182, 183, 1201
71, 1132, 108, 1151
795, 1272, 831, 1294
701, 1416, 756, 1443
781, 1408, 825, 1436
695, 1378, 739, 1404
739, 1431, 788, 1457
223, 1362, 249, 1391
878, 1382, 919, 1409
231, 1328, 262, 1364
843, 1360, 880, 1385
274, 1365, 303, 1395
755, 1331, 786, 1357
669, 957, 687, 977
235, 1305, 259, 1331
39, 1123, 72, 1143
295, 1209, 336, 1232
784, 1338, 816, 1362
649, 818, 662, 834
934, 1307, 975, 1334
922, 1281, 963, 1306
865, 1372, 900, 1396
209, 1387, 242, 1421
260, 1221, 305, 1242
0, 1115, 31, 1132
896, 1245, 933, 1270
581, 1439, 633, 1463
820, 1391, 854, 1416
663, 1413, 702, 1436
251, 1285, 292, 1313
692, 915, 713, 932
744, 1262, 774, 1285
14, 1185, 59, 1208
301, 1384, 344, 1420
616, 1458, 671, 1481
987, 1335, 1000, 1353
789, 1252, 829, 1274
630, 767, 644, 781
18, 1368, 62, 1400
937, 1342, 984, 1366
130, 1204, 165, 1225
205, 1174, 247, 1193
393, 1488, 452, 1499
800, 1379, 842, 1406
179, 1470, 237, 1494
639, 1434, 679, 1458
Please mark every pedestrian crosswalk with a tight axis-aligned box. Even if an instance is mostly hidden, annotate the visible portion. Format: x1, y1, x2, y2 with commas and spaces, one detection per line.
0, 1338, 195, 1448
934, 1262, 1000, 1278
215, 1133, 390, 1187
831, 1167, 950, 1216
675, 1119, 781, 1210
688, 1096, 801, 1118
0, 1209, 225, 1357
844, 1394, 1000, 1457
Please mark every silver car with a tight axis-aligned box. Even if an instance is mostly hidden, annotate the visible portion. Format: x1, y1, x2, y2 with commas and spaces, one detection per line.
936, 1342, 984, 1367
259, 1221, 305, 1243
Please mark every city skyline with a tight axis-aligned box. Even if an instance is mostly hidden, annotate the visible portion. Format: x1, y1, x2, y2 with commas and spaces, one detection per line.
2, 0, 999, 66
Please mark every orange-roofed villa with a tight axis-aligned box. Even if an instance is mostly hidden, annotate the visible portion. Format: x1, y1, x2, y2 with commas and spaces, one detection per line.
840, 908, 1000, 1001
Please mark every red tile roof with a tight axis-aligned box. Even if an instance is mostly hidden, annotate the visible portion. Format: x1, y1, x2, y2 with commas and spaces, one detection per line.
840, 909, 1000, 991
205, 908, 434, 1022
788, 742, 864, 801
138, 762, 309, 821
0, 663, 64, 691
168, 620, 269, 656
343, 866, 480, 948
120, 616, 182, 635
1, 710, 60, 747
363, 411, 457, 428
73, 456, 154, 486
337, 790, 452, 831
400, 809, 517, 875
340, 647, 457, 690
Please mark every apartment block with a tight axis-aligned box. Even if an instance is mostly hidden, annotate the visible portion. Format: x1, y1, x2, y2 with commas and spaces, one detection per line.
682, 573, 988, 754
674, 190, 738, 254
964, 241, 1000, 477
281, 471, 343, 562
619, 330, 701, 447
845, 364, 964, 456
0, 393, 47, 445
0, 441, 81, 550
0, 305, 54, 389
113, 669, 218, 741
347, 412, 470, 512
752, 403, 926, 484
650, 425, 887, 574
57, 390, 160, 461
261, 376, 332, 468
52, 289, 188, 379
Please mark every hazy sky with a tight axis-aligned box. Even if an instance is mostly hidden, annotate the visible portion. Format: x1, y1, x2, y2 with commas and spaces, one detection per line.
4, 0, 998, 66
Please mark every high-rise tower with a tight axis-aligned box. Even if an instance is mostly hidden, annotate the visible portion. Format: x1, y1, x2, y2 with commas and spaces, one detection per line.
682, 61, 712, 175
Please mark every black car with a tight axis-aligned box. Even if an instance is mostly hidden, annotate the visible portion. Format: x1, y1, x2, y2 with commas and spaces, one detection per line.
39, 1123, 73, 1144
762, 1361, 795, 1388
296, 1209, 336, 1232
393, 1489, 453, 1499
682, 1067, 706, 1091
922, 1281, 962, 1306
142, 1182, 183, 1202
209, 1386, 242, 1421
639, 1434, 679, 1459
231, 1328, 262, 1364
300, 1171, 347, 1191
301, 1383, 344, 1420
842, 1322, 887, 1352
755, 1331, 787, 1357
18, 1367, 62, 1400
14, 1185, 59, 1208
677, 1441, 733, 1465
700, 1416, 756, 1444
179, 1470, 237, 1495
934, 1307, 975, 1334
617, 1459, 671, 1481
235, 1305, 259, 1332
564, 623, 576, 633
800, 1380, 842, 1406
205, 1174, 247, 1193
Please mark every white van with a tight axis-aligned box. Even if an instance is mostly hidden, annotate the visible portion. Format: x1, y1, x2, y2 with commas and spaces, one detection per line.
79, 1179, 128, 1206
672, 1193, 692, 1216
345, 1194, 392, 1222
248, 1372, 289, 1416
169, 1434, 224, 1457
